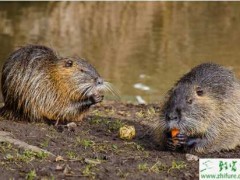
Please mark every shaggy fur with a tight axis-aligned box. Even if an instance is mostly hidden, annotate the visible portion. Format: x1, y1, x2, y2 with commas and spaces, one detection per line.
0, 45, 112, 123
154, 63, 240, 153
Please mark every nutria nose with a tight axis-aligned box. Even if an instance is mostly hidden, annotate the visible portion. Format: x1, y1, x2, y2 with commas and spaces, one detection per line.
166, 108, 181, 121
96, 78, 103, 85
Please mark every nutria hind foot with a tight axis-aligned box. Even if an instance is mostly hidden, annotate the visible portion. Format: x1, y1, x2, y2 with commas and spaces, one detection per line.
46, 120, 78, 133
56, 122, 77, 133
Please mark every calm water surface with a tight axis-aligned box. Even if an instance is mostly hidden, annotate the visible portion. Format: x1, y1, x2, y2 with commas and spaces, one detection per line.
0, 2, 240, 103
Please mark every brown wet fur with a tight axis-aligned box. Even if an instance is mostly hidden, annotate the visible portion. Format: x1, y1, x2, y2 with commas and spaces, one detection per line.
0, 45, 103, 123
154, 63, 240, 153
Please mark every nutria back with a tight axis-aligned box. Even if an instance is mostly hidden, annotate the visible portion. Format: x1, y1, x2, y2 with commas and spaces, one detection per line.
154, 63, 240, 153
0, 45, 107, 123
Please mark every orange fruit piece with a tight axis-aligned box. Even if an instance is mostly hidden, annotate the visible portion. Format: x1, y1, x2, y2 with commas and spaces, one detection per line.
171, 128, 180, 138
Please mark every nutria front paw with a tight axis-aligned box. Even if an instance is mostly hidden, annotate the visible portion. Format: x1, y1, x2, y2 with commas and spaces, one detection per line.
167, 133, 187, 151
186, 138, 202, 148
91, 94, 104, 104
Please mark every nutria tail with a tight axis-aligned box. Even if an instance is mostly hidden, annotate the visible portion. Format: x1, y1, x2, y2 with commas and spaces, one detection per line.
0, 44, 115, 123
154, 63, 240, 153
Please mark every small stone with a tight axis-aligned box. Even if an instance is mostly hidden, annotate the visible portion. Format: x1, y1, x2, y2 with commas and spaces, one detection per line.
55, 164, 64, 171
55, 155, 64, 162
117, 111, 125, 116
185, 153, 199, 161
184, 172, 193, 178
67, 122, 77, 132
63, 164, 71, 175
85, 158, 101, 165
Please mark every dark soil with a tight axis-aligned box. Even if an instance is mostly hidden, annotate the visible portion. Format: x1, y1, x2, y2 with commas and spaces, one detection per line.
0, 101, 239, 180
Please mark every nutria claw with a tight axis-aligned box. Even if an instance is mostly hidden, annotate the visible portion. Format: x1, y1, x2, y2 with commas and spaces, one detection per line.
91, 94, 104, 104
166, 138, 177, 151
166, 138, 181, 151
166, 133, 187, 151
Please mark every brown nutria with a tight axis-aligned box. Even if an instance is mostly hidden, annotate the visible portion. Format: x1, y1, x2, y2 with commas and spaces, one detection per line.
0, 45, 112, 124
154, 63, 240, 153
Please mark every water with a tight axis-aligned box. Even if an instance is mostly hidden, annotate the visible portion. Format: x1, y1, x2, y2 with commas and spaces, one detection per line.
1, 2, 240, 103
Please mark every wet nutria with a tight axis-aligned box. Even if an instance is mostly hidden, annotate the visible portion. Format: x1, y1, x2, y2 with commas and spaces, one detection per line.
154, 63, 240, 153
0, 45, 112, 124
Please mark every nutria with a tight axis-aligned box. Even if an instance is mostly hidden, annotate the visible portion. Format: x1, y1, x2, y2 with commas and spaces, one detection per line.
154, 63, 240, 153
0, 45, 112, 124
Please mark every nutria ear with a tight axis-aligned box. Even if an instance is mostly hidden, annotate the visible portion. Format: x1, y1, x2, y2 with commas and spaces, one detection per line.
64, 60, 73, 67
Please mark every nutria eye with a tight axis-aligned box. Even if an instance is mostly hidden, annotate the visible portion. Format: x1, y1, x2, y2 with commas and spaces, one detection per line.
196, 89, 204, 96
65, 60, 73, 67
187, 99, 193, 104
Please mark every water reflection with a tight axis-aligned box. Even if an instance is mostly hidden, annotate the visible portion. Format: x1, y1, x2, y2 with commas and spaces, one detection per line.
0, 2, 240, 103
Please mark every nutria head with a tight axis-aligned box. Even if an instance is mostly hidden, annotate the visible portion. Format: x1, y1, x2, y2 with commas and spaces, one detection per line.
162, 63, 236, 137
49, 56, 105, 102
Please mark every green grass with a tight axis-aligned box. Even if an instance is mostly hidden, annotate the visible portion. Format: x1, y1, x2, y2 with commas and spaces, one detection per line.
137, 161, 185, 174
91, 108, 116, 117
66, 151, 78, 160
135, 107, 156, 119
112, 144, 118, 150
167, 161, 187, 173
124, 142, 145, 151
135, 111, 144, 118
82, 140, 95, 149
4, 149, 48, 163
89, 118, 125, 132
138, 163, 149, 172
24, 150, 48, 159
40, 138, 50, 148
25, 170, 37, 180
81, 164, 99, 178
107, 119, 125, 131
150, 161, 168, 173
116, 168, 129, 178
146, 107, 156, 118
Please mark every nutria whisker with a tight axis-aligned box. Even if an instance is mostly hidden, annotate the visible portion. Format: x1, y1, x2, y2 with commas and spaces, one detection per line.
104, 82, 120, 99
69, 83, 92, 99
79, 84, 93, 98
83, 86, 94, 98
78, 83, 93, 91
